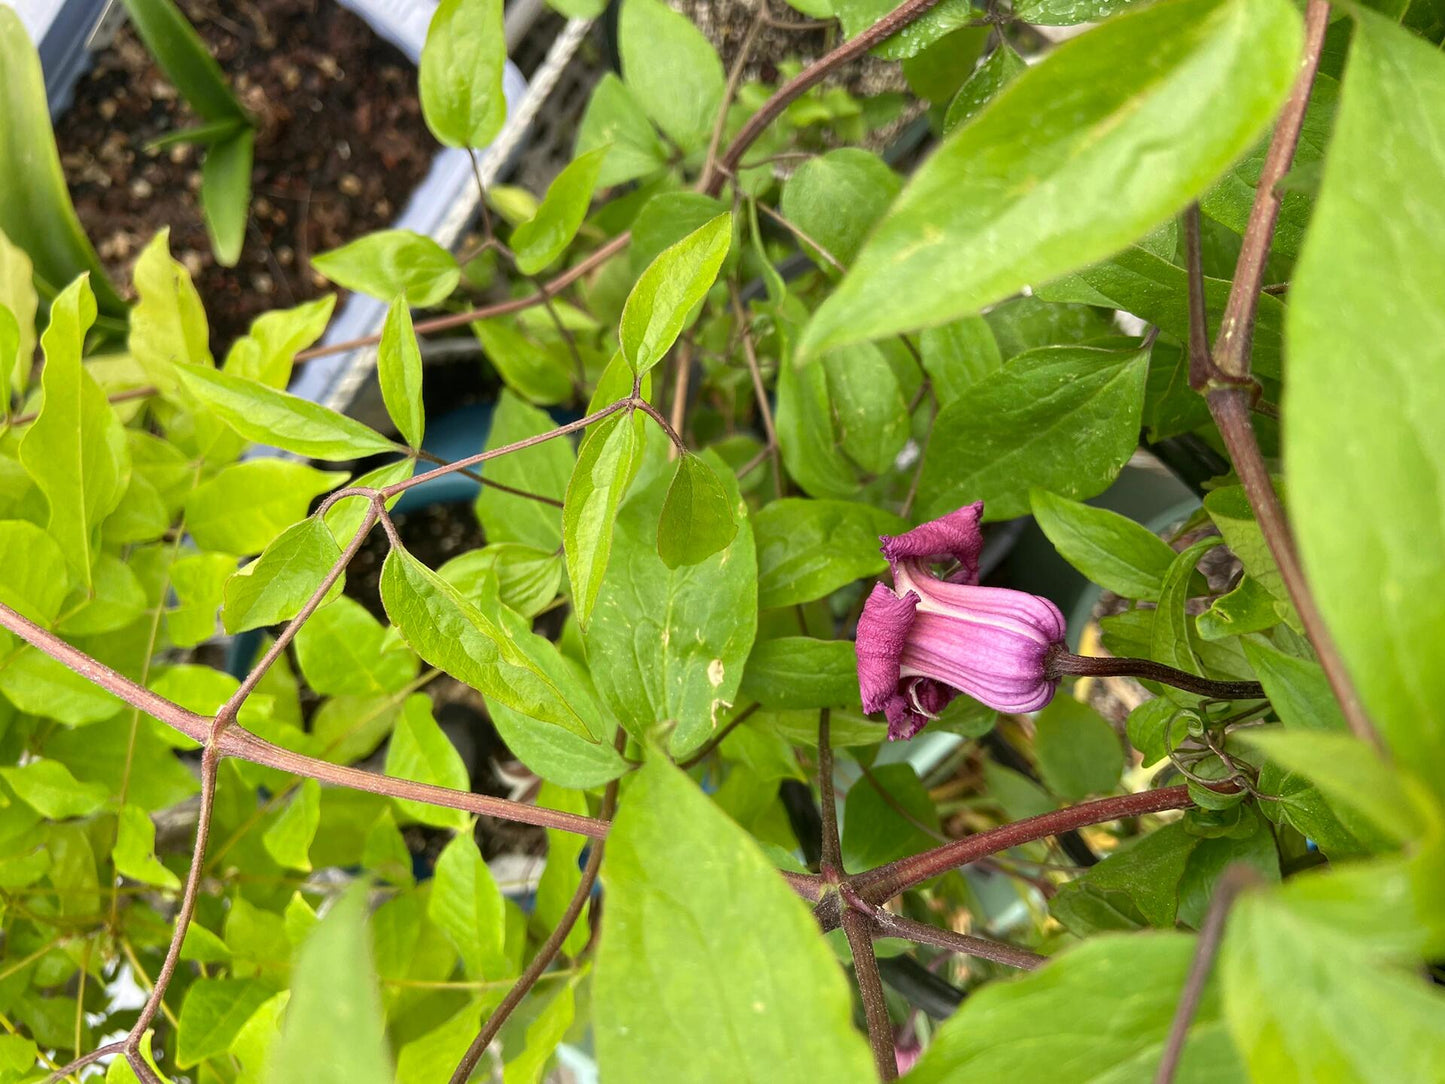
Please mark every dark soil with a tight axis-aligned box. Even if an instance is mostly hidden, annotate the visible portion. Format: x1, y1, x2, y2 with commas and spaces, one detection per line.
54, 0, 440, 350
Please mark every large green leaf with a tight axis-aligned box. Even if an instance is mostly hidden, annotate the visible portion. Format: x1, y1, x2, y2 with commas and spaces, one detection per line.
311, 230, 460, 307
271, 887, 392, 1084
221, 516, 345, 633
753, 498, 904, 610
798, 0, 1302, 356
0, 10, 126, 316
1285, 10, 1445, 799
740, 637, 859, 710
917, 346, 1148, 522
381, 545, 605, 740
177, 365, 398, 460
779, 149, 901, 267
428, 834, 510, 980
176, 978, 277, 1068
620, 213, 731, 376
618, 0, 725, 153
384, 694, 470, 831
910, 933, 1245, 1082
419, 0, 507, 149
656, 453, 737, 569
183, 460, 344, 555
594, 756, 874, 1082
18, 278, 131, 587
574, 73, 668, 187
1223, 887, 1445, 1083
585, 459, 757, 757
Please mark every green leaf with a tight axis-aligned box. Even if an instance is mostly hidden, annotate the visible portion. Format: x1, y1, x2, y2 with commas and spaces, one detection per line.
1197, 576, 1287, 641
1223, 888, 1445, 1083
420, 0, 506, 148
754, 499, 904, 609
474, 391, 573, 550
0, 645, 122, 725
199, 128, 254, 266
779, 149, 901, 267
1232, 729, 1433, 846
381, 545, 604, 740
841, 762, 940, 872
618, 0, 725, 153
439, 544, 563, 620
533, 783, 592, 958
1013, 0, 1150, 24
169, 551, 239, 647
128, 229, 213, 396
271, 887, 392, 1084
113, 804, 180, 889
1034, 696, 1123, 800
918, 346, 1149, 521
774, 352, 860, 499
564, 411, 643, 625
620, 213, 731, 376
1031, 488, 1177, 601
0, 10, 126, 317
18, 277, 131, 587
295, 595, 417, 697
657, 453, 737, 569
0, 229, 37, 400
119, 0, 249, 122
918, 315, 1003, 407
429, 833, 509, 979
823, 342, 910, 474
489, 697, 629, 789
835, 0, 977, 61
473, 314, 575, 406
910, 933, 1245, 1082
222, 516, 345, 633
385, 694, 470, 831
943, 42, 1026, 134
378, 296, 425, 448
177, 979, 276, 1069
575, 73, 668, 187
1202, 485, 1286, 600
312, 230, 460, 307
594, 756, 875, 1081
184, 460, 345, 555
177, 365, 397, 460
224, 294, 336, 389
630, 192, 731, 274
503, 976, 579, 1084
0, 759, 110, 818
741, 637, 859, 710
799, 0, 1303, 356
511, 146, 609, 275
0, 520, 70, 625
586, 459, 758, 757
262, 778, 321, 871
1240, 639, 1344, 732
1150, 538, 1222, 691
1283, 11, 1445, 799
1127, 696, 1191, 768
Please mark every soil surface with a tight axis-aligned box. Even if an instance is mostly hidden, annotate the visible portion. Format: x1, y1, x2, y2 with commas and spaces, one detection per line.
54, 0, 440, 350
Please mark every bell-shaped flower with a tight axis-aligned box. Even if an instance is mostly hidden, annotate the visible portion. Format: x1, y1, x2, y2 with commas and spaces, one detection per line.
856, 501, 1066, 740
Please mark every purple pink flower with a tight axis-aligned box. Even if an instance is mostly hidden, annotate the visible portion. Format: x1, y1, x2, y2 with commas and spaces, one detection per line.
857, 502, 1066, 740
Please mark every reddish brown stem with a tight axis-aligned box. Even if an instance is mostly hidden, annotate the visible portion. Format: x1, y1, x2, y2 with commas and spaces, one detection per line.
864, 910, 1046, 972
1211, 0, 1330, 384
847, 786, 1198, 911
709, 0, 946, 194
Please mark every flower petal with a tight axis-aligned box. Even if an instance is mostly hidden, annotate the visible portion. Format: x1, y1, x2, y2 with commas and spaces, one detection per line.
856, 584, 917, 714
881, 501, 985, 585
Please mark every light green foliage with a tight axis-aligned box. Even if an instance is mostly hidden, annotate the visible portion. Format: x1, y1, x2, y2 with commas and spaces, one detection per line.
618, 0, 725, 153
620, 213, 731, 375
420, 0, 506, 149
564, 411, 644, 625
741, 637, 858, 710
474, 391, 573, 550
19, 278, 131, 586
384, 694, 470, 830
429, 833, 510, 979
594, 757, 875, 1081
800, 0, 1303, 355
184, 460, 345, 554
1285, 10, 1445, 799
656, 452, 737, 568
575, 74, 668, 187
1031, 488, 1177, 601
511, 146, 609, 274
312, 230, 460, 306
378, 296, 426, 448
222, 516, 344, 633
753, 499, 904, 609
944, 42, 1026, 133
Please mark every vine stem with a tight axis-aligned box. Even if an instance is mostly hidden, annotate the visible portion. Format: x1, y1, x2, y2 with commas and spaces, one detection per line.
1183, 0, 1379, 750
1153, 865, 1261, 1084
1046, 647, 1266, 701
447, 750, 624, 1084
842, 888, 1046, 972
841, 786, 1202, 917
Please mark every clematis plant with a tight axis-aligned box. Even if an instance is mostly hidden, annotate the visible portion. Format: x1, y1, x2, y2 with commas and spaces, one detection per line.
858, 502, 1270, 739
